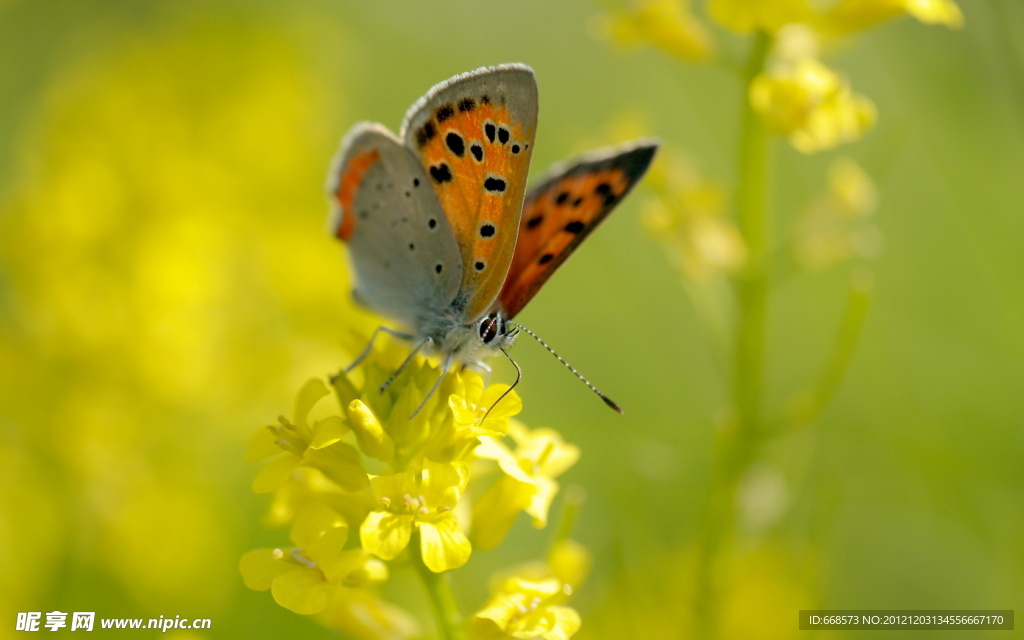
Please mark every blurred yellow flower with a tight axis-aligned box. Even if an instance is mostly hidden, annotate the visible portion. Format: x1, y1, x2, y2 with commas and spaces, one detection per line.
360, 458, 472, 572
547, 539, 593, 591
749, 57, 876, 153
239, 504, 386, 615
594, 0, 715, 62
578, 544, 821, 640
642, 150, 745, 281
470, 576, 581, 640
795, 157, 881, 269
821, 0, 964, 35
826, 156, 878, 215
0, 18, 347, 616
709, 0, 813, 34
472, 423, 580, 550
315, 588, 420, 640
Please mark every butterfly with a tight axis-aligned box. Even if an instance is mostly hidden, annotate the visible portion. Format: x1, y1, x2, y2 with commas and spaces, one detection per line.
328, 63, 657, 413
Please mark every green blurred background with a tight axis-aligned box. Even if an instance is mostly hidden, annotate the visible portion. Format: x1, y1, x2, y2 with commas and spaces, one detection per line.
1, 1, 1021, 638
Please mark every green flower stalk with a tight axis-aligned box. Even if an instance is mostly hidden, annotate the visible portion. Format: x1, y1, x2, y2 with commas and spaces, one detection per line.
241, 335, 586, 640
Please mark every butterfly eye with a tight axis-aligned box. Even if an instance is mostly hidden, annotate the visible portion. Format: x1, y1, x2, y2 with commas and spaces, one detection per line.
477, 313, 505, 345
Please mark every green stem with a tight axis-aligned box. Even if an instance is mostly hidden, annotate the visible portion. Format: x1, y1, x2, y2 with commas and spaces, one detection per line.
694, 30, 774, 640
551, 485, 585, 549
784, 267, 873, 431
413, 534, 467, 640
733, 30, 773, 439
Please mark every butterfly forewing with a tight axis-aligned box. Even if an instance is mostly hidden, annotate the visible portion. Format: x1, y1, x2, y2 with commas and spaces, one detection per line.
328, 123, 463, 328
498, 141, 658, 319
401, 64, 539, 320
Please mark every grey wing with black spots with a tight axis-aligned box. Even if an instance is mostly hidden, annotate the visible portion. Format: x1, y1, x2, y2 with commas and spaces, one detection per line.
327, 122, 464, 330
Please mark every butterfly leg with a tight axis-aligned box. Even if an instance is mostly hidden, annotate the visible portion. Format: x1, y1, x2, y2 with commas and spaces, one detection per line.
345, 325, 415, 373
410, 349, 453, 419
379, 337, 432, 394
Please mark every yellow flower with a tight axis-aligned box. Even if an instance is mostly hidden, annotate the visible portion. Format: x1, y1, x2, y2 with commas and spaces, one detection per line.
469, 576, 581, 640
595, 0, 715, 62
265, 466, 378, 535
316, 588, 420, 640
442, 371, 520, 458
795, 157, 881, 269
547, 539, 592, 591
247, 378, 366, 493
709, 0, 813, 34
333, 357, 521, 469
642, 150, 745, 281
246, 332, 567, 633
360, 458, 472, 572
239, 504, 387, 615
471, 423, 580, 550
500, 538, 593, 593
333, 358, 453, 469
749, 57, 876, 153
820, 0, 963, 35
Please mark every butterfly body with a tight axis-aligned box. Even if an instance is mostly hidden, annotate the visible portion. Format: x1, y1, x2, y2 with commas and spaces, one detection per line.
328, 64, 657, 399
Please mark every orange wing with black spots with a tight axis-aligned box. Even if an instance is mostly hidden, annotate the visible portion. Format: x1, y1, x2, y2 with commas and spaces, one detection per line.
401, 64, 538, 320
498, 141, 659, 319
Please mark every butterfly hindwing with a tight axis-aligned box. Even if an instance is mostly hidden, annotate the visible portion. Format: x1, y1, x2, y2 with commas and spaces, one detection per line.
498, 141, 659, 319
328, 123, 463, 328
401, 64, 539, 320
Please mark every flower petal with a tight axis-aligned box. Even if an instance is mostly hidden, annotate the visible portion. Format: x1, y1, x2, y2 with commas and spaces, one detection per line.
304, 442, 369, 492
291, 503, 348, 558
309, 415, 347, 450
252, 453, 301, 493
472, 476, 533, 550
423, 458, 470, 503
270, 565, 333, 615
293, 378, 330, 431
526, 477, 557, 528
419, 517, 472, 572
360, 511, 413, 560
247, 425, 281, 461
544, 606, 582, 640
316, 587, 420, 640
239, 548, 288, 591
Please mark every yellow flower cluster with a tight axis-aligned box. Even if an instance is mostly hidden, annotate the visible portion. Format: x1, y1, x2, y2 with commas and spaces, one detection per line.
470, 540, 591, 640
819, 0, 964, 36
593, 0, 715, 62
593, 0, 962, 153
241, 343, 585, 639
642, 150, 746, 282
709, 0, 963, 35
794, 157, 881, 269
749, 56, 876, 153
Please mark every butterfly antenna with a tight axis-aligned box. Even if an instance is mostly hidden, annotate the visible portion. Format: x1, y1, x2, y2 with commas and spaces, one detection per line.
507, 321, 624, 414
381, 337, 432, 394
479, 348, 522, 425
